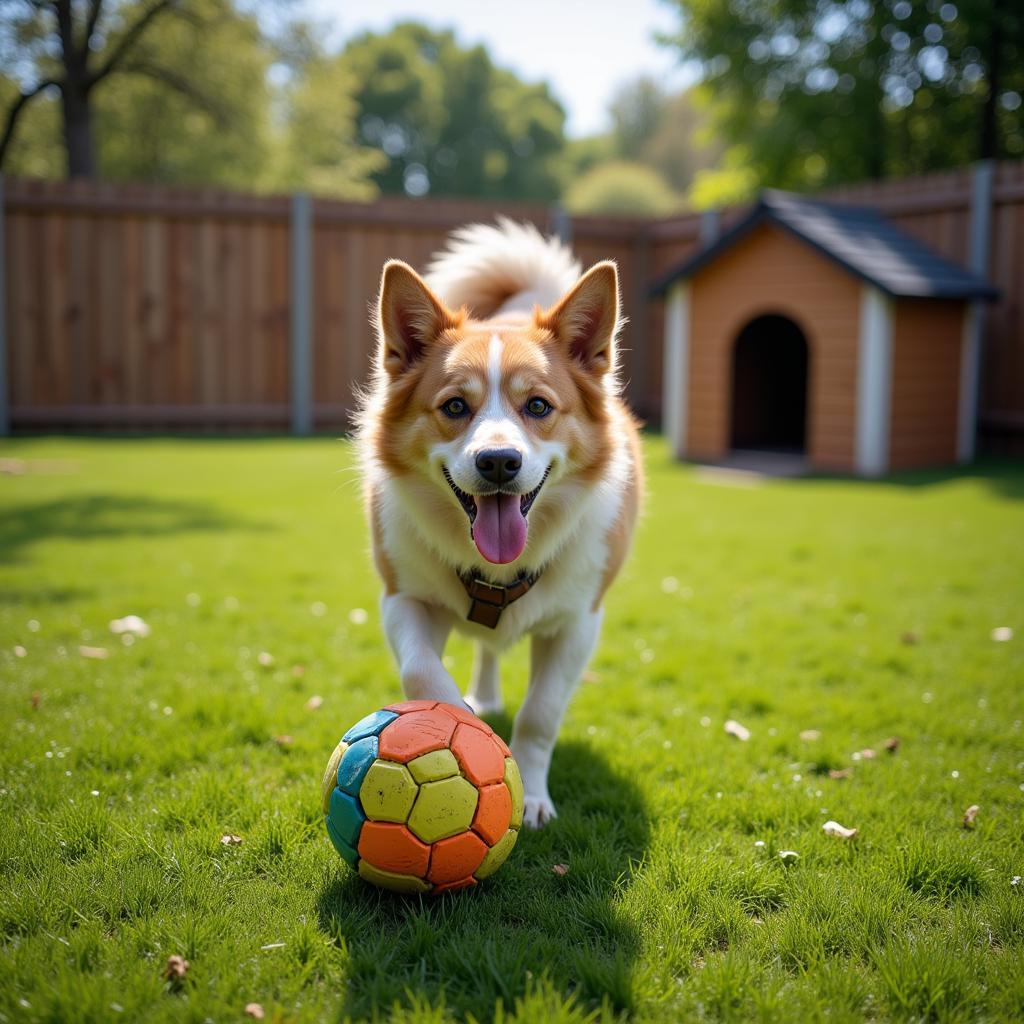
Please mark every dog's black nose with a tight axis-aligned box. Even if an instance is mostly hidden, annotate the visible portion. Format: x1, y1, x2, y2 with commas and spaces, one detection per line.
475, 448, 522, 485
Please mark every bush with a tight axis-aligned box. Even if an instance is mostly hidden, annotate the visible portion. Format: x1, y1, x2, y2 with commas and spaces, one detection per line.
564, 160, 680, 217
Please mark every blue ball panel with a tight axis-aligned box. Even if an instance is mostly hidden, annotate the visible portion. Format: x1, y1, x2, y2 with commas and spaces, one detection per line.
326, 815, 359, 865
342, 709, 399, 744
327, 787, 364, 847
336, 736, 378, 796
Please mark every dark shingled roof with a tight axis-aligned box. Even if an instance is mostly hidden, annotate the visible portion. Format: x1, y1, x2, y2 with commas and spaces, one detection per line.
651, 190, 999, 301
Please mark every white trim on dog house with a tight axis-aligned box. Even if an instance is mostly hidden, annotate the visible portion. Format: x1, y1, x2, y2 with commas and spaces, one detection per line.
855, 285, 893, 476
662, 282, 689, 459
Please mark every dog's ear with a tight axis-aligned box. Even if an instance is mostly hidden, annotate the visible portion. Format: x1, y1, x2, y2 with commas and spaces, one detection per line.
537, 261, 620, 376
376, 261, 459, 376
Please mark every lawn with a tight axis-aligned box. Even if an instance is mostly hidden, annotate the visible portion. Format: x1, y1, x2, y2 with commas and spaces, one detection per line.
1, 436, 1022, 1024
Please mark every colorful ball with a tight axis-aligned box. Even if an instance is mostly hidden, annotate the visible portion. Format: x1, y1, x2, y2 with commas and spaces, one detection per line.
320, 700, 523, 893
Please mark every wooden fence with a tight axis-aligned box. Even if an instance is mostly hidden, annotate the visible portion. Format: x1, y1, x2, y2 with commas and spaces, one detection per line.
2, 163, 1022, 450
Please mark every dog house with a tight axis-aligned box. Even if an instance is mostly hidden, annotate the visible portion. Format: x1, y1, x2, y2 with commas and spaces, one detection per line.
653, 191, 999, 475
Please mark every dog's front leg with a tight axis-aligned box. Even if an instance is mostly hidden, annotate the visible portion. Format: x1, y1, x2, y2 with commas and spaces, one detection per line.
380, 594, 463, 706
466, 644, 503, 715
511, 608, 603, 828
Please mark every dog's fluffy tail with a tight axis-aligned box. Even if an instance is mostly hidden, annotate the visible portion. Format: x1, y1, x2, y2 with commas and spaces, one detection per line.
425, 217, 580, 319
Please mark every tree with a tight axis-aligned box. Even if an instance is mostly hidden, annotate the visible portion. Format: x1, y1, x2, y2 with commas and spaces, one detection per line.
660, 0, 1024, 189
92, 0, 271, 187
0, 72, 63, 177
267, 20, 385, 199
563, 133, 618, 180
609, 77, 668, 161
0, 4, 384, 196
563, 76, 723, 211
0, 0, 205, 177
340, 23, 568, 201
608, 76, 724, 193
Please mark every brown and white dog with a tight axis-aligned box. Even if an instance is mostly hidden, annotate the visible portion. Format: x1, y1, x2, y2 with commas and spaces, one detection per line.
358, 220, 642, 827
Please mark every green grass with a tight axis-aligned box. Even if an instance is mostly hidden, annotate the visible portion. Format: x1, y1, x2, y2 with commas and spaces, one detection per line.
1, 436, 1022, 1023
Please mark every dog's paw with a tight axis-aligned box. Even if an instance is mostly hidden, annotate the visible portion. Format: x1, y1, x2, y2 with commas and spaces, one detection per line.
521, 793, 558, 829
465, 694, 505, 717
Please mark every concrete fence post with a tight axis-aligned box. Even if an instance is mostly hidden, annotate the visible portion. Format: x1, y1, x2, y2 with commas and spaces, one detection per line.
290, 192, 313, 436
0, 175, 8, 437
550, 204, 572, 247
699, 208, 721, 245
958, 160, 995, 462
631, 226, 651, 420
968, 160, 995, 274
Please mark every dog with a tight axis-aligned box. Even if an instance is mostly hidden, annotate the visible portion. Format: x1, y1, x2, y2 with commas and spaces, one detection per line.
357, 219, 642, 828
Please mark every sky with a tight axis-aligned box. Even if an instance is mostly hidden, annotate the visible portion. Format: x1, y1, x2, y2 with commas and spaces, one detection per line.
305, 0, 699, 137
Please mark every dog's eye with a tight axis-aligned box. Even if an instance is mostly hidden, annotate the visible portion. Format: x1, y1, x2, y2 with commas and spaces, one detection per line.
440, 397, 470, 418
525, 397, 552, 418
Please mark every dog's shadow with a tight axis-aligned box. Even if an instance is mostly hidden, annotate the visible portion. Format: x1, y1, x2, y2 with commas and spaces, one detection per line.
315, 715, 649, 1021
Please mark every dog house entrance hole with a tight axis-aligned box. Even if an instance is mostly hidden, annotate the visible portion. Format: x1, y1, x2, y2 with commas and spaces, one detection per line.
729, 314, 809, 453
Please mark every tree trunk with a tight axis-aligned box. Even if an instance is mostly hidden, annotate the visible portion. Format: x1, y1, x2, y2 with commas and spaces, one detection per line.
869, 21, 889, 179
980, 0, 1003, 160
62, 84, 96, 178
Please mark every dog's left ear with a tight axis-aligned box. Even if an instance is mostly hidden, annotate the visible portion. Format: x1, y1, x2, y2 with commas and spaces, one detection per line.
377, 260, 459, 376
537, 261, 620, 375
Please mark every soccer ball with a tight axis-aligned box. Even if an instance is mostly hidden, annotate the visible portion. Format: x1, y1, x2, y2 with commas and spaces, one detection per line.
320, 700, 523, 893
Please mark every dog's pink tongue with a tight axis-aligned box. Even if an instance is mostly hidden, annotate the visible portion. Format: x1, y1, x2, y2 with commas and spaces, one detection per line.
472, 493, 527, 564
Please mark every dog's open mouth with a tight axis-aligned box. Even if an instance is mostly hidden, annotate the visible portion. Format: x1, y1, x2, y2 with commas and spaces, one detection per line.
443, 466, 549, 565
443, 467, 478, 523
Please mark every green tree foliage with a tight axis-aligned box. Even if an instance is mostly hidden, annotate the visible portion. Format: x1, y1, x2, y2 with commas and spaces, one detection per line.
2, 10, 566, 201
689, 160, 759, 208
267, 22, 385, 199
93, 0, 272, 187
660, 0, 1024, 189
0, 2, 384, 197
608, 76, 723, 193
0, 76, 63, 178
0, 0, 279, 184
609, 77, 667, 160
1, 0, 219, 177
563, 133, 618, 179
563, 75, 725, 215
564, 159, 681, 216
341, 22, 567, 200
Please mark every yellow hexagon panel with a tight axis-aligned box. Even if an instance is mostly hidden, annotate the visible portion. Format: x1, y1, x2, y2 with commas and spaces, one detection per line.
475, 828, 518, 879
407, 776, 479, 843
408, 748, 460, 784
358, 859, 431, 894
359, 760, 418, 823
321, 740, 348, 815
504, 757, 524, 829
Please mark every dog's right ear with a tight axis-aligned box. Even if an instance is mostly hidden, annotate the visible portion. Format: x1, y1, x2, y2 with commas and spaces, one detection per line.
376, 261, 459, 376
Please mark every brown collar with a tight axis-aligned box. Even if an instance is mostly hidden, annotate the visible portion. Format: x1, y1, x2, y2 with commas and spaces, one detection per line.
459, 569, 542, 628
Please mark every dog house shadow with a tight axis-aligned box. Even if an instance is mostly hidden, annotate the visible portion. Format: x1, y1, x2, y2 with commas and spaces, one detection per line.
315, 723, 649, 1022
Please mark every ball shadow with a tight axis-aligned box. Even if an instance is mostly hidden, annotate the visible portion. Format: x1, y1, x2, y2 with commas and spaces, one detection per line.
315, 716, 649, 1022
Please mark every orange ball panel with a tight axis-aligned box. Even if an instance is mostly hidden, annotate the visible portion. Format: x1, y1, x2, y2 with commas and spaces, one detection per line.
427, 831, 488, 884
441, 704, 493, 731
385, 700, 439, 714
450, 723, 505, 786
492, 732, 512, 758
472, 783, 513, 845
378, 708, 458, 762
357, 821, 430, 877
432, 876, 477, 895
